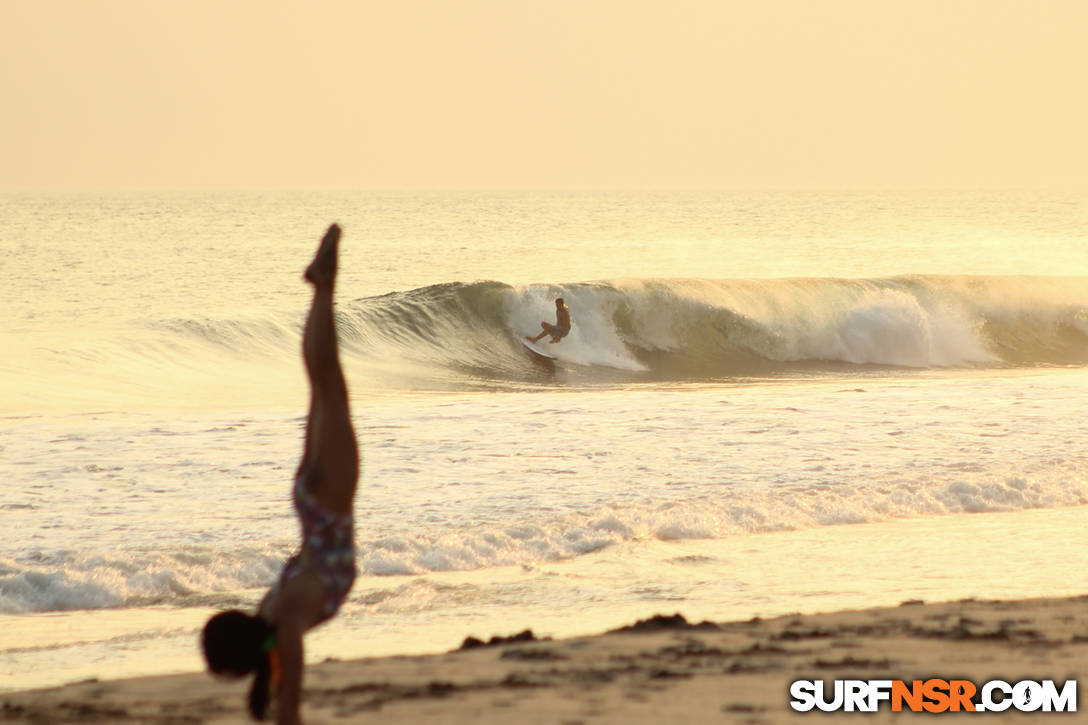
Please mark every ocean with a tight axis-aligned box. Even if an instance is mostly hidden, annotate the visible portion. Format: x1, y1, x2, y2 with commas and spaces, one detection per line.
1, 189, 1086, 692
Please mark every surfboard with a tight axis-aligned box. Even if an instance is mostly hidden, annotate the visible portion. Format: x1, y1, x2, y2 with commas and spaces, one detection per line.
521, 338, 558, 360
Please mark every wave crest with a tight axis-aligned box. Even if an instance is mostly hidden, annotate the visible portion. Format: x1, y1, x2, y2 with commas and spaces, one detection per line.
337, 275, 1088, 382
131, 275, 1088, 387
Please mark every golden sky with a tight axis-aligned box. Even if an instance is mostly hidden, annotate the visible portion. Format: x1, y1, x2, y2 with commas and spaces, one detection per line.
3, 0, 1086, 189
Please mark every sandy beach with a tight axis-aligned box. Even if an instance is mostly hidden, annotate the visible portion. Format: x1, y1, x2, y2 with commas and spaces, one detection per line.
3, 594, 1085, 723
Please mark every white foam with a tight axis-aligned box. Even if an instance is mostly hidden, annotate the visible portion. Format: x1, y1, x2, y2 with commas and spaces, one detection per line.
0, 548, 286, 614
1074, 309, 1088, 337
2, 477, 1084, 612
0, 568, 123, 613
802, 288, 996, 366
341, 466, 1088, 578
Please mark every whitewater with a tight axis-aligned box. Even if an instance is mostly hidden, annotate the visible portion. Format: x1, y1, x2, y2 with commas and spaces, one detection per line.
1, 189, 1086, 691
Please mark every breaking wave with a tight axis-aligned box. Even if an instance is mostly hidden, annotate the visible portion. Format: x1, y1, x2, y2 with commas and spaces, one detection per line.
5, 465, 1085, 613
112, 275, 1088, 391
334, 275, 1088, 383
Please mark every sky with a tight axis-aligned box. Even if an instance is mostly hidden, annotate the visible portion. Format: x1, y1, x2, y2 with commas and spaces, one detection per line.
2, 0, 1087, 190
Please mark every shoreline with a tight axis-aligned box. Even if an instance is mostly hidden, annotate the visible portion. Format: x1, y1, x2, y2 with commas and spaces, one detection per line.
6, 505, 1086, 696
4, 593, 1086, 723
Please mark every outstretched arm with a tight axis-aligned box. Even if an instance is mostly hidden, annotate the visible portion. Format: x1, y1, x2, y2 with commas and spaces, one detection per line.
267, 568, 325, 724
275, 619, 304, 725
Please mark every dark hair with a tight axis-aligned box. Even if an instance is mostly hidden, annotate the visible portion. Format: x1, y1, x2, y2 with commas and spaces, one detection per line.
202, 610, 274, 721
556, 298, 565, 305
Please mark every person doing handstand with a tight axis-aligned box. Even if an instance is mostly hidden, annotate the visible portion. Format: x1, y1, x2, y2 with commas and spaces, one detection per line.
201, 224, 358, 724
526, 297, 571, 344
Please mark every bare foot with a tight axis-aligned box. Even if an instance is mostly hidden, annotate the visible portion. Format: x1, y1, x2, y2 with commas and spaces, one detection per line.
304, 224, 341, 286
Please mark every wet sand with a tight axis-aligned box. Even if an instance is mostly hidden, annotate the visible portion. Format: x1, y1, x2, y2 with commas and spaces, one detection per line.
3, 594, 1087, 723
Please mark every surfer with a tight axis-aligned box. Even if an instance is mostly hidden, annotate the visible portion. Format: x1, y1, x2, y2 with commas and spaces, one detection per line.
526, 297, 571, 344
201, 224, 358, 724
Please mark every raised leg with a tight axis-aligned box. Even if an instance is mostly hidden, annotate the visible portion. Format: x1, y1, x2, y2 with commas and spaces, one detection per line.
298, 224, 358, 514
526, 322, 553, 343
